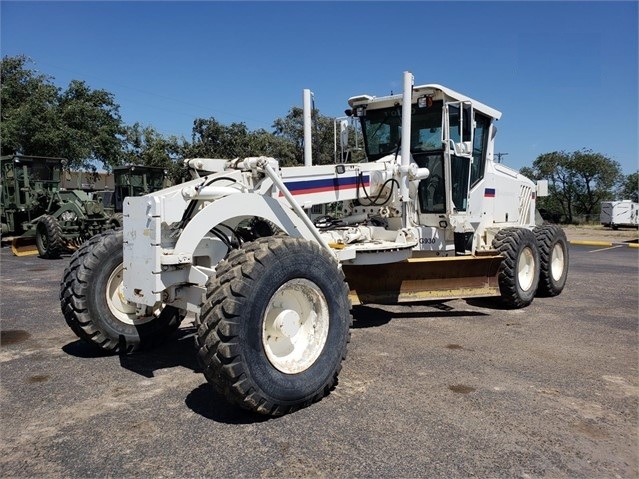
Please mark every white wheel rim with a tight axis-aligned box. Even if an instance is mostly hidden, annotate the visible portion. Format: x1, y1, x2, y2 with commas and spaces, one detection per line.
262, 278, 330, 374
518, 247, 536, 292
106, 264, 156, 325
550, 243, 565, 282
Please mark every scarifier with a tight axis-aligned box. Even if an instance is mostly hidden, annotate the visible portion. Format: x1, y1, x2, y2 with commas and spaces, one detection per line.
60, 72, 569, 415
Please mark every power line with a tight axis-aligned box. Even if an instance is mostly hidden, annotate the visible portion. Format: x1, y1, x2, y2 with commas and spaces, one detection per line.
495, 152, 509, 163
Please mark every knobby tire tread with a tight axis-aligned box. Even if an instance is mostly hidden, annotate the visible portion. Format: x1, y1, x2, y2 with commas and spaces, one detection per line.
195, 236, 352, 416
534, 224, 568, 297
492, 227, 540, 309
109, 213, 124, 229
37, 214, 64, 259
60, 229, 182, 353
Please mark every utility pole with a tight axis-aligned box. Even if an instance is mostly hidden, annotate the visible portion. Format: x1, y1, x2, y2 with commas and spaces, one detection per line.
495, 152, 509, 163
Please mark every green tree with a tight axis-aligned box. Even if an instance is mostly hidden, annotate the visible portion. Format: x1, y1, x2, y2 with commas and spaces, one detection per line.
1, 55, 124, 170
185, 117, 301, 167
184, 108, 360, 169
619, 171, 639, 202
1, 55, 60, 157
121, 123, 187, 181
245, 128, 298, 165
186, 118, 252, 159
521, 151, 578, 223
521, 165, 564, 222
3, 55, 359, 176
522, 149, 622, 223
272, 106, 337, 165
57, 80, 124, 170
571, 149, 622, 218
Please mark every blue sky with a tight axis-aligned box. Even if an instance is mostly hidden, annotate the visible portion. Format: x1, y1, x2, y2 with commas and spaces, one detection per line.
1, 1, 637, 175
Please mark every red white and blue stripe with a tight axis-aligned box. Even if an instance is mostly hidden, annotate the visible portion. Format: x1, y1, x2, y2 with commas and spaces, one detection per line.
284, 175, 370, 196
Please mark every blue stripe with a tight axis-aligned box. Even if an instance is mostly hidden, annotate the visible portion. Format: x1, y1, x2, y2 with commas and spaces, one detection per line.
285, 176, 366, 193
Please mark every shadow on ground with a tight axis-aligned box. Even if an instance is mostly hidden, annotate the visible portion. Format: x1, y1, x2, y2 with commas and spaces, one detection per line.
352, 303, 489, 328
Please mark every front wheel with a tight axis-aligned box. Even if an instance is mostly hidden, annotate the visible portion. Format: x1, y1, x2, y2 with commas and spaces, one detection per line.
534, 224, 569, 297
196, 236, 352, 416
60, 228, 183, 353
493, 228, 540, 308
36, 215, 64, 259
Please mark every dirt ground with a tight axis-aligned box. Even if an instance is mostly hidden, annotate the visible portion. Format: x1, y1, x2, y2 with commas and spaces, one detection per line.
561, 224, 639, 243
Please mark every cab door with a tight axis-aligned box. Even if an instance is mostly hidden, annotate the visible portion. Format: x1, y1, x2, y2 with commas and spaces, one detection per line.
444, 101, 476, 252
444, 101, 474, 213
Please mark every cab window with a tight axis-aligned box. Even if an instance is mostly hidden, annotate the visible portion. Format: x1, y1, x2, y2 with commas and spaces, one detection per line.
470, 113, 490, 187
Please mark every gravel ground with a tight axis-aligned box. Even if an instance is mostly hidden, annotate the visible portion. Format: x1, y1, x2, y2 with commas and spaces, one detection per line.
562, 224, 638, 244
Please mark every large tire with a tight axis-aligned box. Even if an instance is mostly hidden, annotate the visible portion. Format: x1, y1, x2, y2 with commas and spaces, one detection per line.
36, 214, 64, 259
196, 236, 352, 416
534, 224, 569, 297
60, 228, 183, 353
492, 228, 540, 308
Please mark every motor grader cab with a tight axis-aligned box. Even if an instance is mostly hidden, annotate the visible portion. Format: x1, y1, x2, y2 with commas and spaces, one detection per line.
60, 72, 569, 417
112, 165, 170, 212
345, 82, 541, 256
1, 155, 65, 245
96, 165, 171, 228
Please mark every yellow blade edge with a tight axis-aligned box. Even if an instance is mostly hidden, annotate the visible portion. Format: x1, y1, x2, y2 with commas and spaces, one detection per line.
11, 238, 39, 257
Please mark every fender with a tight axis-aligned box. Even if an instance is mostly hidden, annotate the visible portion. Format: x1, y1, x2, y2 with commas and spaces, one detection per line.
122, 191, 316, 308
172, 193, 314, 257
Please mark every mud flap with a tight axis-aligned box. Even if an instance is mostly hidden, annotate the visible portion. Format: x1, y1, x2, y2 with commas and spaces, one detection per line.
343, 254, 503, 305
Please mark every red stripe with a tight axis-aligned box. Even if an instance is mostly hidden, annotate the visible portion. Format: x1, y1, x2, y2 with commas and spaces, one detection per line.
280, 181, 369, 196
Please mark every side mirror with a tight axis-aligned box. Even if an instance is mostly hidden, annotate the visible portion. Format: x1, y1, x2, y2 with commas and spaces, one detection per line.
536, 180, 549, 197
491, 125, 498, 140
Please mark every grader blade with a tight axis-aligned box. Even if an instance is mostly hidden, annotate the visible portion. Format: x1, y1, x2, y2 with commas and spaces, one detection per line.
343, 255, 503, 305
11, 236, 39, 257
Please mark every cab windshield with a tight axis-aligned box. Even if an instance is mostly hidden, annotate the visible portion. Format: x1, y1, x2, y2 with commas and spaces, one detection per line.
147, 171, 166, 190
359, 100, 443, 161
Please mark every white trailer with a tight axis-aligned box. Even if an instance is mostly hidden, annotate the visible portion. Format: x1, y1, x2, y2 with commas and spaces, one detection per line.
600, 200, 639, 229
60, 72, 569, 416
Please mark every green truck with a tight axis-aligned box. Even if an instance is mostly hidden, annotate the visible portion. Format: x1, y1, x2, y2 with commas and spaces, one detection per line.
1, 156, 172, 258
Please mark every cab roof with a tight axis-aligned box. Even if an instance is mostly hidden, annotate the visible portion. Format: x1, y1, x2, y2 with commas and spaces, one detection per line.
348, 83, 502, 120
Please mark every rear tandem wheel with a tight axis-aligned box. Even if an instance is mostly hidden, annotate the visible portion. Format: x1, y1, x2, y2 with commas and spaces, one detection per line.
534, 224, 569, 297
492, 227, 540, 308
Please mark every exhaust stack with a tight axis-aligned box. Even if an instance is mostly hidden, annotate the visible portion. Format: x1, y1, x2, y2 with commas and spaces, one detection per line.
303, 89, 313, 167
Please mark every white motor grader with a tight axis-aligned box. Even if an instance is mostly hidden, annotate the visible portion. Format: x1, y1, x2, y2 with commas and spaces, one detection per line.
60, 72, 568, 415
